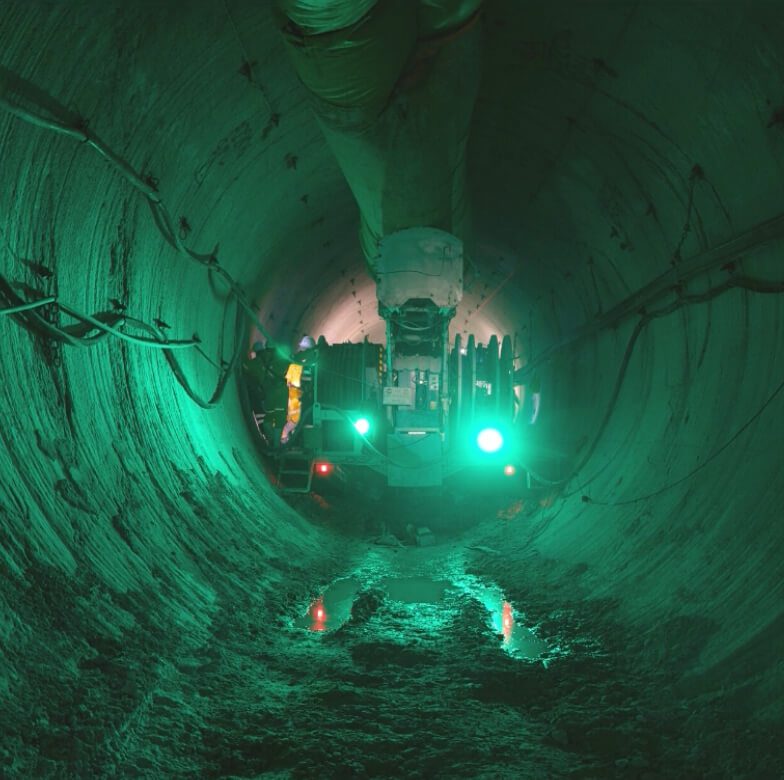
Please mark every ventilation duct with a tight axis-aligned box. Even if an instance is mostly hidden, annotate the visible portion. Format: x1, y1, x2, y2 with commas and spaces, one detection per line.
276, 0, 483, 271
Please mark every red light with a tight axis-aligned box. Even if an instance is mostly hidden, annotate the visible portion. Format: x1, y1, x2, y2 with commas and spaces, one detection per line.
315, 462, 332, 475
502, 601, 514, 640
503, 464, 516, 477
310, 597, 327, 631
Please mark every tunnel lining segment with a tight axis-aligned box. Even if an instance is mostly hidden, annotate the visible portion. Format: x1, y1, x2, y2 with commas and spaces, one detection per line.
0, 81, 299, 408
515, 212, 784, 383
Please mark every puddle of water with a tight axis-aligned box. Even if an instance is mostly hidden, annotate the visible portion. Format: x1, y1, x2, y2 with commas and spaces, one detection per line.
497, 599, 548, 659
378, 577, 452, 604
294, 573, 548, 660
469, 582, 548, 660
294, 577, 361, 632
294, 577, 451, 633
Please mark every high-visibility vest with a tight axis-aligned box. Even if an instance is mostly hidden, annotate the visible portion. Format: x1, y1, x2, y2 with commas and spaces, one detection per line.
285, 362, 304, 388
287, 385, 302, 424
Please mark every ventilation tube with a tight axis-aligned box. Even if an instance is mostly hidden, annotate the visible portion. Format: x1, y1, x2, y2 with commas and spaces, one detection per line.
276, 0, 483, 273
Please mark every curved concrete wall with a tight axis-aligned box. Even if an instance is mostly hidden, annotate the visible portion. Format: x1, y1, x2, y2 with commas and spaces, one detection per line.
1, 1, 782, 776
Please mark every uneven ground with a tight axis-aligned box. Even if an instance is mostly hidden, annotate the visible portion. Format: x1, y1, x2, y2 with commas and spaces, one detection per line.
3, 491, 781, 778
1, 1, 783, 778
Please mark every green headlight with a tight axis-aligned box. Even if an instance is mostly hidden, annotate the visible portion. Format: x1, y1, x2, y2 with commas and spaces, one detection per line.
476, 427, 503, 453
353, 417, 371, 435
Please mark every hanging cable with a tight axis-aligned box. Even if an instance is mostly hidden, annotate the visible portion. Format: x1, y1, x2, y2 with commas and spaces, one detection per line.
57, 303, 199, 349
0, 87, 298, 411
0, 275, 200, 350
515, 212, 784, 386
583, 373, 784, 506
4, 280, 248, 409
525, 276, 784, 497
0, 92, 291, 366
0, 296, 56, 316
161, 298, 245, 408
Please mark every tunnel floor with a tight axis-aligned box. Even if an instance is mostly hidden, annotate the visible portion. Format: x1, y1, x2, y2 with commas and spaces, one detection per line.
4, 499, 780, 779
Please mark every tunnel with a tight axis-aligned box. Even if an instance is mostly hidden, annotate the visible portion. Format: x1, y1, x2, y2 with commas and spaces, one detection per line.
1, 1, 783, 777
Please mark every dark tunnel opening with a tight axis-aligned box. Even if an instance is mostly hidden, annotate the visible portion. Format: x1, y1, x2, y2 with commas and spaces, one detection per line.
1, 2, 783, 777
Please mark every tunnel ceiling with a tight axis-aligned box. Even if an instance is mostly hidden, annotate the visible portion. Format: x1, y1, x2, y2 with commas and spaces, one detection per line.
2, 2, 782, 348
1, 1, 783, 777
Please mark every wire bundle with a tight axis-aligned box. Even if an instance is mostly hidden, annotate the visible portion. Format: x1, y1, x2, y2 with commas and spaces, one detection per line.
540, 275, 784, 501
0, 89, 289, 408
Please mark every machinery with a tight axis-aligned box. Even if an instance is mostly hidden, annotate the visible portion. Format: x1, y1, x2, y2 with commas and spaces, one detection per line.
247, 228, 518, 492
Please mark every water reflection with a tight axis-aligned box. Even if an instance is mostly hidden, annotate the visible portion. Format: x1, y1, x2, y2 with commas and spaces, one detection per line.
294, 574, 548, 661
294, 577, 361, 633
471, 583, 547, 660
379, 577, 451, 604
310, 596, 326, 632
502, 600, 514, 642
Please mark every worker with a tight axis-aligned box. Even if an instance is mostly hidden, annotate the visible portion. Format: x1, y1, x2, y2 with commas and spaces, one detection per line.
280, 335, 318, 445
296, 334, 317, 361
242, 344, 289, 447
247, 339, 264, 361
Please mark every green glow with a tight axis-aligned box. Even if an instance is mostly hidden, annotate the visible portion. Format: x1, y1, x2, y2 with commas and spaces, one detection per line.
477, 427, 503, 453
353, 417, 371, 435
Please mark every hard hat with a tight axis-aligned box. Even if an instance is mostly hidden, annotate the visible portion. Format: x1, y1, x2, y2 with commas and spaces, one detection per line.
298, 335, 315, 350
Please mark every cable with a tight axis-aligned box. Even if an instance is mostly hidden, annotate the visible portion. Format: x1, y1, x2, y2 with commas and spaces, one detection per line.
194, 344, 221, 370
0, 296, 56, 316
0, 92, 292, 365
526, 276, 784, 498
0, 96, 89, 144
0, 275, 200, 350
587, 373, 784, 506
372, 255, 450, 278
515, 213, 784, 387
375, 267, 447, 277
124, 297, 245, 409
58, 304, 199, 349
0, 88, 299, 411
398, 319, 436, 332
517, 463, 565, 487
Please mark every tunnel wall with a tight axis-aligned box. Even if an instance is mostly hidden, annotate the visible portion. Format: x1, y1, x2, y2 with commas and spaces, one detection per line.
0, 3, 364, 743
0, 1, 782, 760
470, 0, 784, 719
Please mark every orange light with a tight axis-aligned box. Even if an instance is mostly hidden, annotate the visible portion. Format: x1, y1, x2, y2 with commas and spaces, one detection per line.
503, 464, 516, 477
